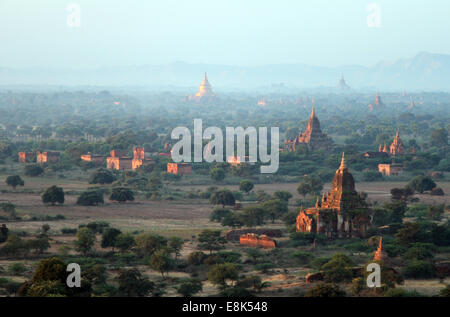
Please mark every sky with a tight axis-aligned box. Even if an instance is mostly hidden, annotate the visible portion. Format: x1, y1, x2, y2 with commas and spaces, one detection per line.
1, 0, 450, 69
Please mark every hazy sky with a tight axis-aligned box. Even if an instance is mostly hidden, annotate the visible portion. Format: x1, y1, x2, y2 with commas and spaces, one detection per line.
1, 0, 450, 69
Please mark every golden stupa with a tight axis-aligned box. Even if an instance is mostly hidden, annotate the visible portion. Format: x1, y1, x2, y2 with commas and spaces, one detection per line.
193, 73, 215, 99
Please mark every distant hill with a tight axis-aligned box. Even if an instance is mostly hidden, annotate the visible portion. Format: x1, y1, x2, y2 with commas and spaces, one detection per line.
1, 52, 450, 91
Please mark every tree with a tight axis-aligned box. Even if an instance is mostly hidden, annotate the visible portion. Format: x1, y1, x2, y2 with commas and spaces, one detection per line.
115, 233, 136, 253
24, 164, 44, 177
115, 268, 155, 297
209, 208, 232, 222
77, 190, 104, 206
168, 236, 184, 260
321, 253, 354, 283
101, 228, 122, 250
210, 167, 226, 181
6, 175, 24, 189
135, 233, 167, 257
384, 201, 407, 224
239, 206, 266, 227
0, 224, 9, 243
407, 175, 436, 194
207, 263, 239, 290
239, 180, 254, 194
390, 187, 414, 202
305, 283, 346, 297
260, 199, 288, 223
430, 128, 448, 147
297, 175, 323, 197
74, 228, 96, 255
89, 168, 115, 184
1, 202, 17, 220
177, 278, 203, 297
109, 187, 134, 203
273, 190, 292, 202
395, 223, 422, 245
210, 189, 235, 208
198, 229, 227, 254
41, 185, 65, 205
149, 248, 175, 277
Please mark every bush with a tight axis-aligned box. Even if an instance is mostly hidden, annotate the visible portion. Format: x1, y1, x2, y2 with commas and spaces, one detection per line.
41, 186, 65, 205
89, 168, 115, 184
209, 208, 232, 222
77, 190, 104, 206
109, 187, 134, 203
61, 228, 77, 235
24, 164, 44, 177
403, 260, 436, 279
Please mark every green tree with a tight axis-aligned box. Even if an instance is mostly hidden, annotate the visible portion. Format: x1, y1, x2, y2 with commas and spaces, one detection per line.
430, 128, 448, 147
210, 167, 226, 181
115, 268, 155, 297
407, 175, 436, 194
198, 229, 227, 254
297, 175, 323, 197
89, 168, 115, 184
239, 180, 254, 194
305, 283, 346, 297
260, 199, 288, 223
210, 189, 235, 208
41, 185, 65, 205
101, 228, 122, 251
177, 278, 203, 297
273, 190, 292, 202
74, 228, 96, 255
207, 263, 239, 290
209, 208, 232, 222
77, 190, 104, 206
6, 175, 24, 189
24, 164, 44, 177
115, 233, 136, 253
135, 233, 167, 257
149, 248, 175, 277
321, 253, 354, 283
168, 236, 184, 260
109, 187, 134, 203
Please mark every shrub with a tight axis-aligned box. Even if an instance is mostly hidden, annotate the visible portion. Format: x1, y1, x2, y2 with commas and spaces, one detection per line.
403, 260, 436, 279
77, 190, 104, 206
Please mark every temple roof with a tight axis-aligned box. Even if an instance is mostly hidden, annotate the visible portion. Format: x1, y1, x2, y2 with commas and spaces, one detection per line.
332, 152, 355, 192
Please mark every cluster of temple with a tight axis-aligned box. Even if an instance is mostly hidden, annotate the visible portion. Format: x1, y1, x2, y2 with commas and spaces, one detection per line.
284, 107, 333, 152
240, 233, 276, 249
106, 148, 152, 171
18, 151, 60, 164
296, 153, 371, 238
364, 132, 408, 176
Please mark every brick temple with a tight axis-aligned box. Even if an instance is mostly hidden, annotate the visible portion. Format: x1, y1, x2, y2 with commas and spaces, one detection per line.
296, 153, 371, 238
284, 107, 332, 152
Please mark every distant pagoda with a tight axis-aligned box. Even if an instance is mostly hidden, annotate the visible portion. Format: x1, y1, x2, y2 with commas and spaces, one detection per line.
284, 107, 332, 151
189, 73, 215, 101
337, 74, 350, 90
368, 93, 385, 111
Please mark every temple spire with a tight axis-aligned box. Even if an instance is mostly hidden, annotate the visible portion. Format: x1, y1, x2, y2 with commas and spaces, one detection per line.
339, 152, 347, 170
311, 106, 316, 118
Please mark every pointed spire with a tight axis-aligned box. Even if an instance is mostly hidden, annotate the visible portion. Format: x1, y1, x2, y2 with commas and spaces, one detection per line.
378, 236, 383, 251
339, 152, 347, 170
395, 130, 400, 139
311, 106, 316, 118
